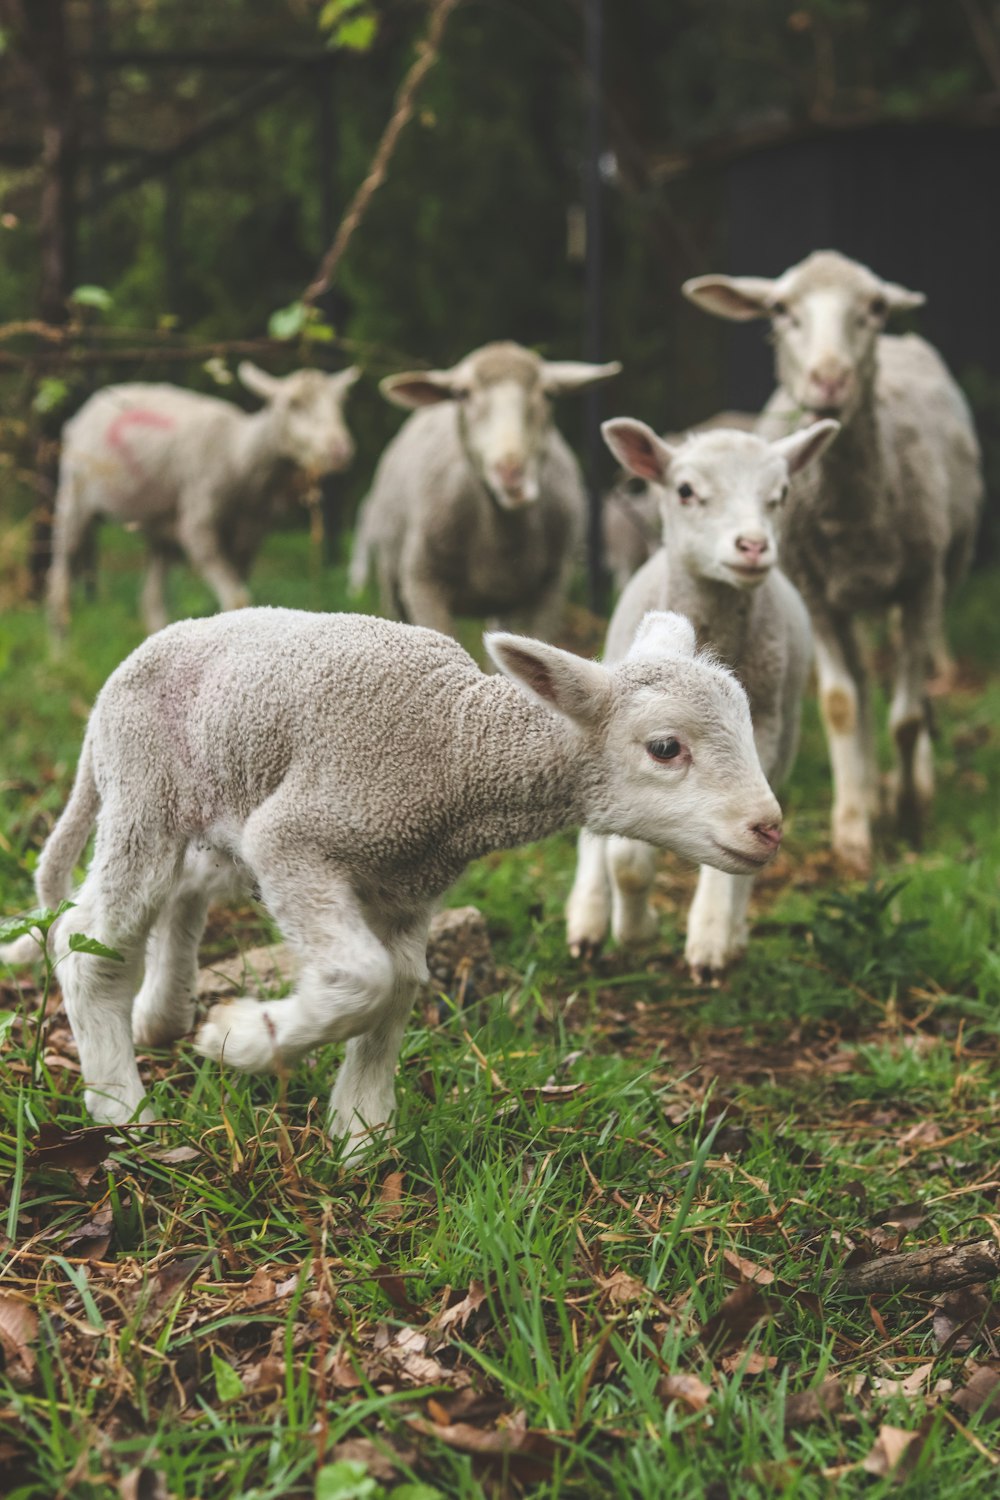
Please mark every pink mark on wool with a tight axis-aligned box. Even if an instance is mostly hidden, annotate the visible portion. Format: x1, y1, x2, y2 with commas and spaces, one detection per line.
106, 407, 177, 479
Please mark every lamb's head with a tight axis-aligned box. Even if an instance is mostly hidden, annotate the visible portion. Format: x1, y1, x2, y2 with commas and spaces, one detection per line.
486, 612, 782, 874
238, 362, 360, 475
380, 341, 621, 510
683, 250, 925, 422
602, 417, 839, 587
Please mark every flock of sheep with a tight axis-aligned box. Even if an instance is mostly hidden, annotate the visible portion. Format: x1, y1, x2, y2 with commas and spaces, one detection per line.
3, 247, 984, 1159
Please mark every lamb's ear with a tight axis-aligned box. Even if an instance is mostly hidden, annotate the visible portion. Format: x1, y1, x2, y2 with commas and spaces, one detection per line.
682, 274, 779, 322
238, 361, 283, 401
771, 418, 840, 476
329, 366, 360, 400
602, 418, 676, 483
540, 359, 622, 395
379, 368, 465, 409
625, 611, 696, 664
485, 633, 611, 728
880, 280, 926, 314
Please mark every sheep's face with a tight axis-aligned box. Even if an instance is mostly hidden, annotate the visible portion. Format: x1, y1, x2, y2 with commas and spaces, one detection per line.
238, 363, 359, 475
486, 613, 782, 876
380, 342, 621, 511
683, 251, 925, 423
601, 419, 840, 588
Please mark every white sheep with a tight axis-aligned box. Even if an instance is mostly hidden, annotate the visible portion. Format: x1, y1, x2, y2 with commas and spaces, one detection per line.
567, 417, 838, 974
349, 341, 620, 640
602, 410, 757, 592
48, 362, 359, 636
684, 251, 983, 872
1, 606, 781, 1157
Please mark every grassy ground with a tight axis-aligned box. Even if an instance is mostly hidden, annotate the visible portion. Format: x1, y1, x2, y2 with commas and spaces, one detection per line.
1, 525, 999, 1499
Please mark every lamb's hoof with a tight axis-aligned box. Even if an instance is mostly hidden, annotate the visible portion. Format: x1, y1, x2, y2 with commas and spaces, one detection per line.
132, 1001, 194, 1049
84, 1087, 155, 1127
612, 908, 660, 948
195, 998, 280, 1073
328, 1116, 391, 1166
832, 815, 873, 877
689, 963, 723, 986
568, 935, 604, 962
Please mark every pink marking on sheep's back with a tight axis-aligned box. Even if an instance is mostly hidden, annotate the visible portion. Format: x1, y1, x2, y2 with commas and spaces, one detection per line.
106, 407, 177, 479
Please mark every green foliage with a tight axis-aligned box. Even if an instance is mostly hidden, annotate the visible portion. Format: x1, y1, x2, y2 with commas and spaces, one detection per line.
810, 880, 929, 995
30, 377, 70, 416
69, 284, 114, 313
319, 0, 378, 54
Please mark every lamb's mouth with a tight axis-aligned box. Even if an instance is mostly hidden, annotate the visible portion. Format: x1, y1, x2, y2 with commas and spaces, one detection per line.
712, 838, 772, 870
725, 562, 771, 581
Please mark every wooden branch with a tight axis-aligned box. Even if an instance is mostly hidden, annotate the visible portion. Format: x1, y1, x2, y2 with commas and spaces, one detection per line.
303, 0, 462, 305
834, 1238, 1000, 1297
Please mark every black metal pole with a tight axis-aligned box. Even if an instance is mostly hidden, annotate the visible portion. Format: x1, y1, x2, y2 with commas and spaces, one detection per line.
583, 0, 605, 615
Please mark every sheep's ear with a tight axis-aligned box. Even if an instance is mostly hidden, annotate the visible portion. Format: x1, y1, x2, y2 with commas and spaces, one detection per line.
626, 611, 696, 664
238, 361, 283, 401
329, 366, 360, 399
379, 369, 465, 409
771, 419, 840, 476
540, 359, 622, 395
485, 633, 611, 728
602, 418, 676, 483
682, 274, 779, 322
880, 279, 926, 314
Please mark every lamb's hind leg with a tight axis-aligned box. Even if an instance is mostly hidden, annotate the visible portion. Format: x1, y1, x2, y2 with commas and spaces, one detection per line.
133, 844, 247, 1048
48, 475, 93, 640
889, 582, 939, 845
813, 614, 874, 874
608, 836, 659, 946
58, 811, 185, 1124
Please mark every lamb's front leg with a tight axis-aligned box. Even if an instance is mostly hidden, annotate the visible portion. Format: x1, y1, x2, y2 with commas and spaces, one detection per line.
813, 615, 874, 874
566, 829, 611, 958
685, 866, 755, 979
607, 836, 659, 946
178, 508, 251, 615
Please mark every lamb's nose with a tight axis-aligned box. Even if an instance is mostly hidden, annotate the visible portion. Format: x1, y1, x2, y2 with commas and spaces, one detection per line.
495, 456, 526, 488
736, 536, 768, 562
752, 821, 783, 852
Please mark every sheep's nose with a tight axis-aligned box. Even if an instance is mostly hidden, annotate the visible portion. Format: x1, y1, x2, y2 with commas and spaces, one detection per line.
752, 820, 783, 852
495, 456, 526, 488
807, 363, 851, 407
735, 536, 769, 563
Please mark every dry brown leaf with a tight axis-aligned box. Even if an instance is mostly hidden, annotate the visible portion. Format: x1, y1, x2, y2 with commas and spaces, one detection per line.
65, 1204, 114, 1261
430, 1280, 488, 1334
700, 1281, 775, 1357
241, 1355, 285, 1395
596, 1268, 650, 1307
329, 1436, 417, 1483
242, 1268, 276, 1307
151, 1145, 201, 1166
861, 1423, 923, 1480
721, 1350, 777, 1376
722, 1250, 775, 1286
658, 1372, 713, 1412
0, 1294, 38, 1387
784, 1377, 844, 1430
377, 1170, 405, 1220
953, 1364, 1000, 1423
933, 1287, 996, 1353
408, 1411, 559, 1482
25, 1123, 114, 1185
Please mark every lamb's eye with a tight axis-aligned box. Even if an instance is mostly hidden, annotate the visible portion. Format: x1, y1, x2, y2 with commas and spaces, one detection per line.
625, 476, 648, 496
869, 295, 887, 319
647, 737, 683, 763
772, 300, 787, 316
677, 482, 694, 502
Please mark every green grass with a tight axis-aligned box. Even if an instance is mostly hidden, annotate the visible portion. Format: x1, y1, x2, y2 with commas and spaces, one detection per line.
1, 526, 999, 1498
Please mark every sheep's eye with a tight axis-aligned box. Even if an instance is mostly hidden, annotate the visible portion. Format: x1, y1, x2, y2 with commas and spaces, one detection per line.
677, 482, 694, 502
647, 736, 683, 763
625, 476, 648, 496
869, 295, 887, 319
772, 300, 788, 317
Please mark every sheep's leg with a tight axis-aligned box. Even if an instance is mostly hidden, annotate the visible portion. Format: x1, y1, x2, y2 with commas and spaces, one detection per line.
133, 844, 246, 1048
566, 829, 611, 958
398, 569, 455, 636
889, 584, 938, 845
327, 922, 429, 1157
58, 814, 185, 1125
607, 836, 659, 946
177, 512, 251, 614
518, 566, 571, 644
685, 867, 755, 979
813, 615, 873, 874
140, 544, 172, 634
48, 476, 92, 639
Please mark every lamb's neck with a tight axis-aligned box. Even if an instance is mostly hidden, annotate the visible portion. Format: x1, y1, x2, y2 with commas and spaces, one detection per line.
450, 676, 586, 857
664, 553, 753, 669
234, 408, 296, 491
810, 378, 885, 515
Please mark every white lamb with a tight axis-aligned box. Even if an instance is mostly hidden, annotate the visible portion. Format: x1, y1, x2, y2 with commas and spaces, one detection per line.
567, 416, 838, 975
684, 251, 983, 872
49, 362, 359, 636
349, 340, 620, 640
1, 607, 781, 1157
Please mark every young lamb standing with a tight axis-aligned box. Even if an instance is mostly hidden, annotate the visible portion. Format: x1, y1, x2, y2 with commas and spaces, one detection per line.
1, 607, 782, 1158
349, 341, 620, 640
48, 362, 359, 636
567, 418, 838, 974
684, 251, 983, 872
